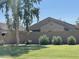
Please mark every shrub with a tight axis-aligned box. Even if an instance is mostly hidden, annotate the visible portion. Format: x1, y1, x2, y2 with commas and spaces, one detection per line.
52, 36, 63, 45
25, 40, 32, 44
39, 35, 49, 45
67, 36, 76, 45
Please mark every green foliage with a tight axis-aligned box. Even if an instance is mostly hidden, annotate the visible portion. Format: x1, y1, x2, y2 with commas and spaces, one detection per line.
67, 36, 76, 45
0, 45, 45, 56
0, 45, 79, 59
25, 40, 32, 44
52, 36, 63, 45
0, 0, 42, 31
0, 0, 42, 44
39, 35, 49, 45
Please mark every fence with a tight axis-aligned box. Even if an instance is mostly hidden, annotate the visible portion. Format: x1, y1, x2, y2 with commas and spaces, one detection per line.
0, 31, 79, 44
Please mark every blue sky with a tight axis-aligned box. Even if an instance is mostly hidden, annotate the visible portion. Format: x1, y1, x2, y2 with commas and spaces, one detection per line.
0, 0, 79, 25
39, 0, 79, 24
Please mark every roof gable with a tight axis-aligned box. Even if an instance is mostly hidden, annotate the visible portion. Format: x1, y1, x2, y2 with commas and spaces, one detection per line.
31, 17, 76, 30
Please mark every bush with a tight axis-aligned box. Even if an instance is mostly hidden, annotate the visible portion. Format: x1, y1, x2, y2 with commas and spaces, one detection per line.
25, 40, 32, 44
39, 35, 49, 45
52, 36, 63, 45
67, 36, 76, 45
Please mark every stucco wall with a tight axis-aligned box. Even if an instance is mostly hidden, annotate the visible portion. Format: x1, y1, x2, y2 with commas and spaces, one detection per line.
40, 22, 65, 32
0, 31, 79, 44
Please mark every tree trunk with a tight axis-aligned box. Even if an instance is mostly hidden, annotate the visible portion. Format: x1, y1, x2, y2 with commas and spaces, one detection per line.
16, 27, 20, 44
26, 23, 29, 32
15, 15, 20, 45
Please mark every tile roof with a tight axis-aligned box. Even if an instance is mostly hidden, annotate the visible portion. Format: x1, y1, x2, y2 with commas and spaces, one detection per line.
30, 17, 76, 30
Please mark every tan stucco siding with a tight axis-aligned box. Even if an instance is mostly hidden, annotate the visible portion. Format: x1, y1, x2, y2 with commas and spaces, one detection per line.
40, 22, 65, 32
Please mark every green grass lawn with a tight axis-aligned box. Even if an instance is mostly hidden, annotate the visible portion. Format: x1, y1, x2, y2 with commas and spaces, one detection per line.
0, 45, 79, 59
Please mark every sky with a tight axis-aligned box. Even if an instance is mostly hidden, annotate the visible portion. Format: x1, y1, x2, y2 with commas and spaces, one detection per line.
0, 0, 79, 25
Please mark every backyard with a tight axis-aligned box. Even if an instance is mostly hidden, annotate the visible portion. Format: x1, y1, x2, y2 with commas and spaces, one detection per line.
0, 45, 79, 59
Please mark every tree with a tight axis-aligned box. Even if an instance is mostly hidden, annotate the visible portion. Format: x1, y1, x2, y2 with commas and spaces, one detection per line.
23, 0, 41, 31
0, 0, 22, 44
0, 0, 42, 44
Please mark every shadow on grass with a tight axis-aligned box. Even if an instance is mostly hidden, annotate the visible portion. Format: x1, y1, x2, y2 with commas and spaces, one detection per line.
0, 44, 47, 57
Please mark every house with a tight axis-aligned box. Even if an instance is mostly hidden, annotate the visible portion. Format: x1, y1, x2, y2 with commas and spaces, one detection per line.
0, 23, 8, 34
30, 17, 78, 32
0, 17, 79, 44
0, 23, 25, 34
0, 17, 78, 33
